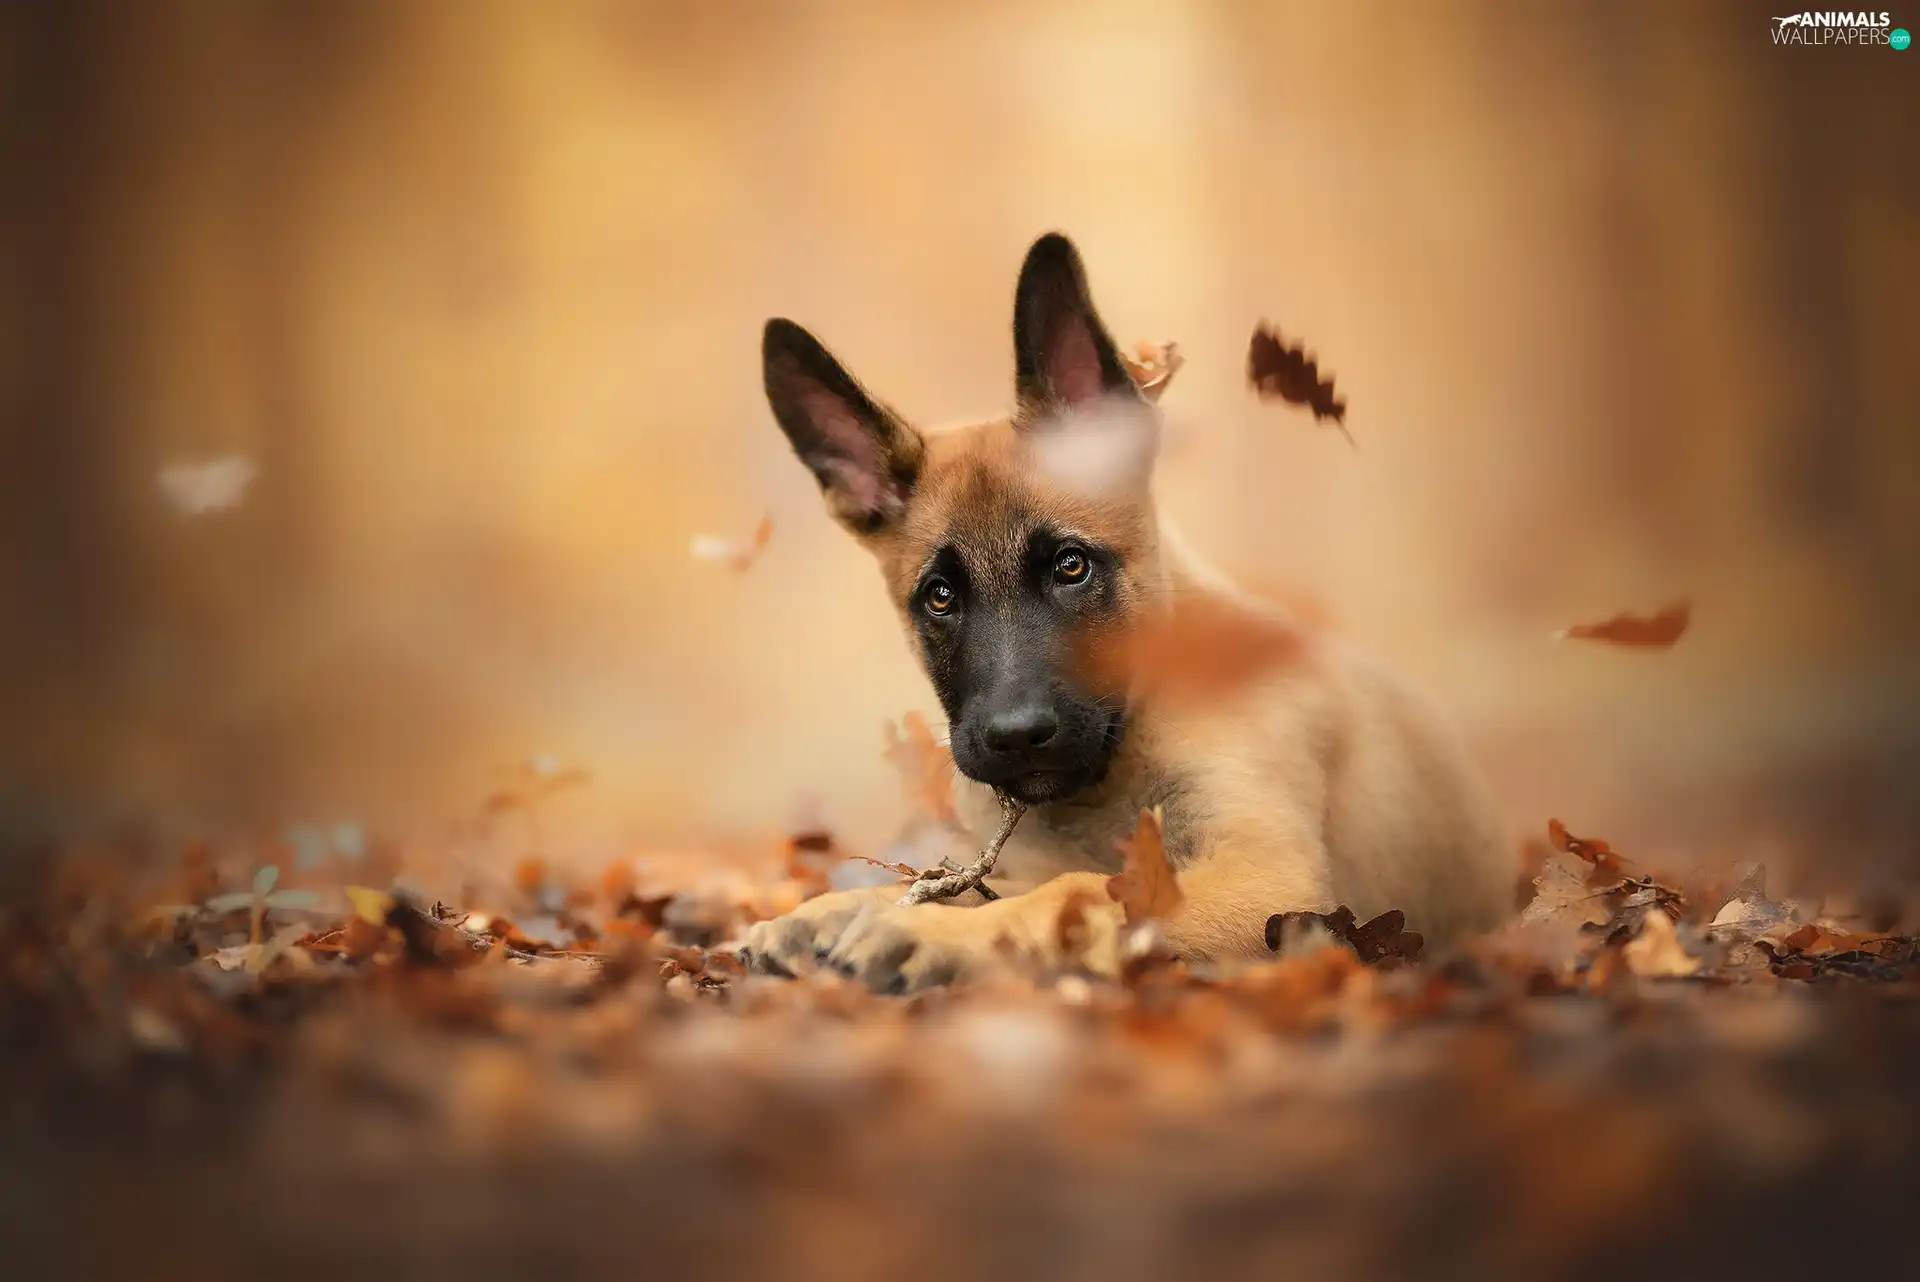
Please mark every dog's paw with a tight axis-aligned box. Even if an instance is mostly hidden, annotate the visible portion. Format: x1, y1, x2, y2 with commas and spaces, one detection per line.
742, 886, 903, 977
821, 906, 981, 994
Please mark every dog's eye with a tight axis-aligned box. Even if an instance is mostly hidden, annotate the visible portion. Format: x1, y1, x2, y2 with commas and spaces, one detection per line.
924, 579, 956, 616
1052, 548, 1091, 585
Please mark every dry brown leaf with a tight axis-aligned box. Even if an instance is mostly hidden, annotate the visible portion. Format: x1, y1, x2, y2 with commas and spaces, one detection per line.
1265, 905, 1424, 964
1520, 852, 1618, 929
1622, 909, 1701, 978
345, 884, 395, 926
1547, 818, 1629, 887
512, 857, 546, 899
1106, 807, 1183, 926
1556, 600, 1691, 649
1080, 594, 1305, 707
1247, 322, 1349, 438
848, 854, 919, 880
882, 711, 958, 826
690, 513, 774, 573
599, 860, 636, 904
1119, 339, 1184, 403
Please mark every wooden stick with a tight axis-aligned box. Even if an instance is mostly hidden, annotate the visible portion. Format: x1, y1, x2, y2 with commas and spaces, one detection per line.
897, 793, 1027, 907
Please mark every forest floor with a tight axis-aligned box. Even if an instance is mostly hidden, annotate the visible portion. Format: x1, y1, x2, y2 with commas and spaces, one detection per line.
3, 759, 1917, 1281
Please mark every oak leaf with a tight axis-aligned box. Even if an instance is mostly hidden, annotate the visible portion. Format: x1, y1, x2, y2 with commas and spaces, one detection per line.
1106, 807, 1183, 925
882, 711, 958, 826
1247, 322, 1349, 438
1556, 600, 1691, 649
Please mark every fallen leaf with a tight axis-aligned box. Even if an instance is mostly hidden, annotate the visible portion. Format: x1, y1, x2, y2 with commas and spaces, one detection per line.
513, 857, 547, 899
345, 885, 395, 926
1247, 322, 1349, 437
600, 860, 636, 903
1118, 339, 1184, 403
1556, 600, 1691, 649
1520, 852, 1618, 929
1547, 818, 1629, 886
1106, 808, 1183, 925
1622, 910, 1701, 978
1706, 864, 1804, 967
847, 854, 919, 880
690, 513, 774, 573
882, 712, 958, 826
1265, 905, 1424, 964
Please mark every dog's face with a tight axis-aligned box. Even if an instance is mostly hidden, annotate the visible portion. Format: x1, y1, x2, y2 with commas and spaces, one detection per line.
763, 234, 1164, 804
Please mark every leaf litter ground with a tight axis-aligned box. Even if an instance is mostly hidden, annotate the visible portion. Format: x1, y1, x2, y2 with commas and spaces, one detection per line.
3, 790, 1917, 1282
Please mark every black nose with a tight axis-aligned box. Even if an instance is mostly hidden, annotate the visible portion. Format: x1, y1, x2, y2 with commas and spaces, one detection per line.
983, 705, 1059, 753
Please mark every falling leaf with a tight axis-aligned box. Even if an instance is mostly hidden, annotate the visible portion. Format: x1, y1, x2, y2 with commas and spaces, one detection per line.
1118, 339, 1184, 403
1547, 819, 1629, 886
1622, 910, 1702, 978
252, 865, 280, 897
157, 455, 257, 516
690, 513, 774, 573
882, 711, 958, 826
1106, 808, 1183, 925
1556, 601, 1691, 649
1079, 593, 1304, 707
1247, 322, 1349, 439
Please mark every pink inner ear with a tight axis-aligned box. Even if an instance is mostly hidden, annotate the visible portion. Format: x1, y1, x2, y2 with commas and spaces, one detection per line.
798, 382, 886, 511
1050, 322, 1106, 407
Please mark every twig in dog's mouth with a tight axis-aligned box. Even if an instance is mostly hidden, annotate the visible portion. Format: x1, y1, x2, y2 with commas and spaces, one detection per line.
896, 792, 1027, 907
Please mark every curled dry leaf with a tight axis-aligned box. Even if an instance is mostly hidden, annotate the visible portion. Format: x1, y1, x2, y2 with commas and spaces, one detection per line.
1247, 322, 1350, 439
345, 885, 395, 927
1118, 339, 1184, 403
1547, 818, 1629, 887
690, 513, 774, 573
1622, 909, 1702, 979
1106, 807, 1183, 926
882, 711, 958, 826
1266, 906, 1425, 964
848, 854, 920, 880
1521, 852, 1618, 929
1556, 600, 1691, 649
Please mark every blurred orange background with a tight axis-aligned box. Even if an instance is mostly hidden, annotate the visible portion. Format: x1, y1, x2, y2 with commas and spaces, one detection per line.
2, 1, 1914, 888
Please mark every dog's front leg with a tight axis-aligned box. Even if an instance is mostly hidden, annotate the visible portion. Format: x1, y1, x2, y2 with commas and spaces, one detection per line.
1157, 834, 1338, 964
809, 873, 1124, 993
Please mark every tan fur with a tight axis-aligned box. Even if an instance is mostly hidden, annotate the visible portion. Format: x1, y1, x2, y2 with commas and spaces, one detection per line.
747, 412, 1515, 990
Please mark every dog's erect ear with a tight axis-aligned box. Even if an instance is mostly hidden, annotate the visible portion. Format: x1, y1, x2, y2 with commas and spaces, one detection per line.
1013, 233, 1142, 414
763, 319, 924, 534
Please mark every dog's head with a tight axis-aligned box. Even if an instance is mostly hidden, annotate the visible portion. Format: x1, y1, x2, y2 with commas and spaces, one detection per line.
762, 233, 1166, 804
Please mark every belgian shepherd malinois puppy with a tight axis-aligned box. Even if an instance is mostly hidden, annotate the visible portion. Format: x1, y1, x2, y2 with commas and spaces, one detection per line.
746, 233, 1513, 990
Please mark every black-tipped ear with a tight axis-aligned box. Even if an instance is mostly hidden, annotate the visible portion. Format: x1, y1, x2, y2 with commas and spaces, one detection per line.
1012, 233, 1141, 413
763, 319, 923, 534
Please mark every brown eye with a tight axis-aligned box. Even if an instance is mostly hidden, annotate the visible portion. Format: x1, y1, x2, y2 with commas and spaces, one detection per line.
924, 579, 956, 616
1052, 548, 1090, 584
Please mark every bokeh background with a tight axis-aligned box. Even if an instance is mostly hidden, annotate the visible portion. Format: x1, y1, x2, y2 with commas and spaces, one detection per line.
2, 0, 1914, 890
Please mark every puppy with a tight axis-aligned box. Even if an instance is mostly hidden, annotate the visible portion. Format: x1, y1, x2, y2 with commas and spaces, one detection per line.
746, 233, 1513, 991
